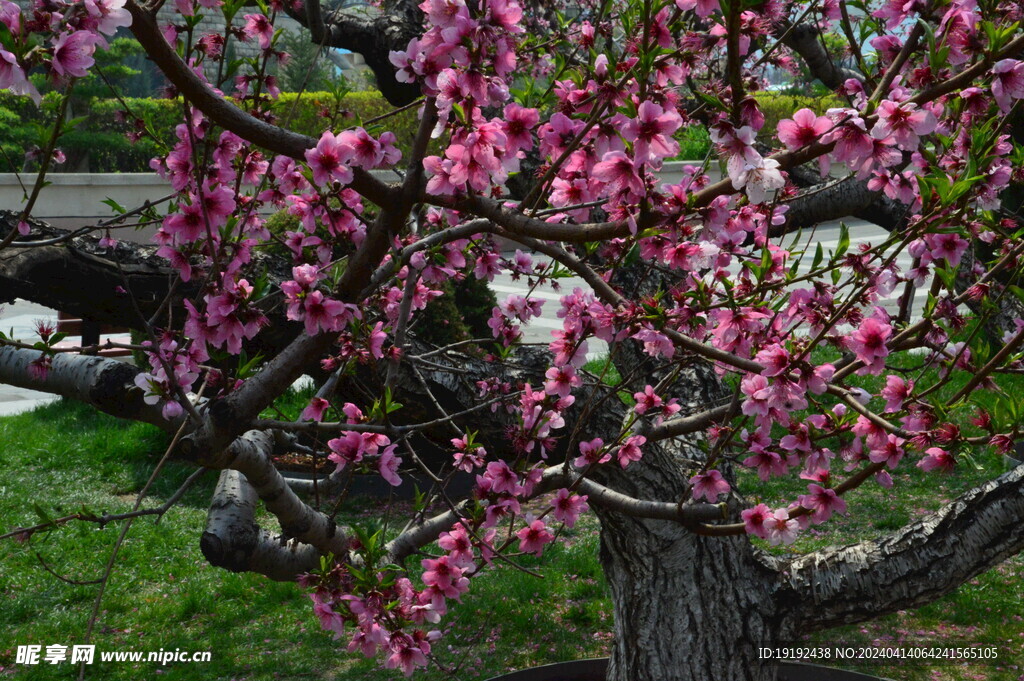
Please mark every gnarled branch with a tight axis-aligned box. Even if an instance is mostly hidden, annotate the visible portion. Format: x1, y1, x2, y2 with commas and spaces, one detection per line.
778, 464, 1024, 631
202, 469, 323, 581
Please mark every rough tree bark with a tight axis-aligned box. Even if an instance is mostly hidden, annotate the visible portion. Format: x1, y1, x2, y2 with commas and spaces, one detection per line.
598, 506, 783, 681
592, 356, 785, 681
202, 469, 324, 580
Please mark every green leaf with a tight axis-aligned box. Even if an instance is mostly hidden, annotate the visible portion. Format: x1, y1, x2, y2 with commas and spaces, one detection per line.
959, 450, 985, 472
32, 502, 53, 525
934, 264, 956, 292
835, 222, 850, 259
811, 242, 824, 271
101, 197, 126, 214
235, 350, 265, 379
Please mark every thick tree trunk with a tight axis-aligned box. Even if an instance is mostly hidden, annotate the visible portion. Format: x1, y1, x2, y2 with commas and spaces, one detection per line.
590, 346, 783, 681
598, 510, 783, 681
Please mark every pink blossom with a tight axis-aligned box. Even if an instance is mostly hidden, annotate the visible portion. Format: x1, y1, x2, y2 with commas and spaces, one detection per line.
327, 431, 365, 470
847, 317, 892, 374
592, 151, 645, 197
799, 484, 847, 522
621, 101, 682, 164
552, 489, 588, 528
438, 523, 475, 568
880, 375, 912, 413
777, 109, 832, 150
711, 124, 761, 178
868, 433, 905, 469
28, 354, 52, 382
574, 437, 608, 468
675, 0, 719, 17
450, 435, 485, 472
383, 633, 429, 677
690, 469, 730, 501
743, 449, 787, 481
51, 31, 101, 78
378, 446, 402, 486
473, 252, 501, 281
732, 158, 785, 204
871, 100, 936, 149
550, 177, 595, 220
516, 519, 554, 556
423, 155, 464, 195
765, 508, 799, 545
740, 374, 771, 418
780, 425, 812, 453
539, 112, 584, 157
339, 127, 385, 168
544, 365, 580, 398
633, 385, 664, 415
741, 503, 772, 539
917, 447, 955, 473
242, 13, 274, 49
305, 131, 354, 186
502, 103, 539, 154
0, 49, 40, 103
420, 0, 470, 28
548, 328, 588, 368
347, 621, 388, 656
162, 202, 205, 243
754, 344, 790, 377
0, 1, 20, 33
617, 435, 645, 468
482, 460, 521, 496
301, 291, 352, 335
421, 555, 468, 599
84, 0, 132, 37
924, 232, 969, 266
633, 328, 674, 358
301, 397, 330, 421
824, 114, 873, 165
992, 59, 1024, 113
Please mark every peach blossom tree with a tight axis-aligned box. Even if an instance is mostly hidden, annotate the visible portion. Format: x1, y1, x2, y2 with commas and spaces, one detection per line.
2, 0, 1024, 679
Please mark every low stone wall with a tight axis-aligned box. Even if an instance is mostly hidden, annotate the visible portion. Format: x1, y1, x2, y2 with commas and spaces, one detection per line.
1, 173, 174, 231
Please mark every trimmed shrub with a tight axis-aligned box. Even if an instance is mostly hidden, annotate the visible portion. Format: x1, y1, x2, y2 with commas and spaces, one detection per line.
675, 125, 711, 160
0, 90, 422, 173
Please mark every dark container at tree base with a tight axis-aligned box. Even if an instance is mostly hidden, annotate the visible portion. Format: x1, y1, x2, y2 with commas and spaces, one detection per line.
481, 658, 894, 681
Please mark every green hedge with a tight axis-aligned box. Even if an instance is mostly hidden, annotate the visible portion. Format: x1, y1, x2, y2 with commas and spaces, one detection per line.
0, 90, 845, 173
0, 91, 422, 173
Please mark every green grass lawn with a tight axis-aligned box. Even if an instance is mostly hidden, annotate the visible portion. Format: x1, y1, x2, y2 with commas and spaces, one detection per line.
0, 399, 611, 681
0, 397, 1021, 681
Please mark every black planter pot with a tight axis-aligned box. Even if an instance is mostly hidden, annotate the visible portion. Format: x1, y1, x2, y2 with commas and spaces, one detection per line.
482, 658, 894, 681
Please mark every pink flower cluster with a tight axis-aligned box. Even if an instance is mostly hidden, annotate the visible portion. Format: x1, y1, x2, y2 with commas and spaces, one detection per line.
0, 0, 130, 103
